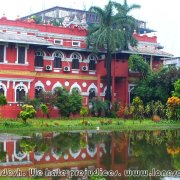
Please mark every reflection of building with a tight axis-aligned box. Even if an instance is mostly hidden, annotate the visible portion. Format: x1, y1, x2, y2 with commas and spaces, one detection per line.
0, 132, 129, 179
0, 7, 172, 118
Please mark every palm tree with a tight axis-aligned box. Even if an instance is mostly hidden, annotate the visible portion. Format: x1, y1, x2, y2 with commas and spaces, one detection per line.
87, 0, 140, 104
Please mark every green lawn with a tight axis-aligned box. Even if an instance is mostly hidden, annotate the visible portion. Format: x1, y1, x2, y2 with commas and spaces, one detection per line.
0, 117, 179, 134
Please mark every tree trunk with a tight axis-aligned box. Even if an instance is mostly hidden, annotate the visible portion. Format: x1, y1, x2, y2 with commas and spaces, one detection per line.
105, 49, 112, 103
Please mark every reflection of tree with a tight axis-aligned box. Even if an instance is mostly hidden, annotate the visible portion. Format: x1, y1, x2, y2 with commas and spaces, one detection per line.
19, 138, 36, 153
171, 155, 180, 170
0, 143, 6, 162
33, 134, 50, 153
52, 133, 81, 155
87, 133, 111, 170
128, 130, 180, 172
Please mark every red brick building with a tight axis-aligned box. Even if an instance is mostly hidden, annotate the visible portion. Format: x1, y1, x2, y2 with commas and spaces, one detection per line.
0, 7, 172, 118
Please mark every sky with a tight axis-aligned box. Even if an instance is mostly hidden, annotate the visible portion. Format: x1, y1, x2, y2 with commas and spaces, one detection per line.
0, 0, 179, 57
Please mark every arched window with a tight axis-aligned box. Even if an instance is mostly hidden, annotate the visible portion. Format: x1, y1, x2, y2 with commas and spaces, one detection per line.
89, 88, 96, 100
72, 53, 80, 69
53, 51, 63, 68
72, 87, 80, 94
89, 55, 96, 70
35, 50, 44, 67
0, 85, 5, 95
35, 86, 43, 98
16, 85, 26, 102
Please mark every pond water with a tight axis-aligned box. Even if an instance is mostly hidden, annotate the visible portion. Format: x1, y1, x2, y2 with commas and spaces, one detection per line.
0, 130, 179, 180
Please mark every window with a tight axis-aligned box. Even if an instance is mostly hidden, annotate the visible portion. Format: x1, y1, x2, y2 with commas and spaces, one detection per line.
18, 47, 26, 64
35, 50, 44, 67
16, 86, 26, 102
54, 39, 63, 45
89, 88, 96, 100
53, 52, 62, 68
72, 87, 80, 94
0, 85, 5, 95
72, 53, 80, 69
89, 55, 96, 70
72, 41, 80, 47
0, 45, 4, 63
35, 86, 43, 98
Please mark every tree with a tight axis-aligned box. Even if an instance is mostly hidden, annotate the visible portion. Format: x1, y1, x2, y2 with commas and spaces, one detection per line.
39, 91, 57, 118
80, 106, 89, 123
0, 94, 7, 118
40, 103, 49, 117
128, 54, 151, 78
173, 79, 180, 98
19, 104, 36, 123
133, 67, 180, 104
55, 87, 82, 117
87, 1, 140, 103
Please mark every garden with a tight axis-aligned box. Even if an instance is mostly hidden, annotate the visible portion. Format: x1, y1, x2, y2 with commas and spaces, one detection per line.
0, 58, 179, 133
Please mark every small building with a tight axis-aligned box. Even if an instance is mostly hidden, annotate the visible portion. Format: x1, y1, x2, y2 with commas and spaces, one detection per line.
163, 57, 180, 68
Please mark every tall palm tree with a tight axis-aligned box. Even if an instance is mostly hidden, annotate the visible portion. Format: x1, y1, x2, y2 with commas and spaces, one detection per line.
87, 0, 140, 104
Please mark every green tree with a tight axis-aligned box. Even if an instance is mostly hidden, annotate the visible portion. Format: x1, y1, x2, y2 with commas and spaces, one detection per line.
55, 87, 82, 117
80, 106, 89, 122
172, 79, 180, 98
39, 91, 57, 118
69, 89, 83, 114
19, 104, 36, 123
40, 104, 49, 117
87, 1, 140, 103
128, 54, 151, 78
0, 94, 7, 118
133, 67, 180, 104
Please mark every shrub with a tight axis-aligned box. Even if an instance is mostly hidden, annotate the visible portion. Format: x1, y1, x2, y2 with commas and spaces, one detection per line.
152, 115, 161, 122
19, 104, 36, 123
145, 100, 165, 118
89, 98, 109, 117
130, 97, 144, 122
40, 104, 49, 118
80, 107, 89, 119
0, 94, 7, 106
116, 103, 130, 119
172, 79, 180, 98
55, 87, 82, 117
166, 96, 180, 120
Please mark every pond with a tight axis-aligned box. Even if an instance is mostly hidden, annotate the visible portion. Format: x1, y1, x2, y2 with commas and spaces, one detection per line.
0, 130, 179, 180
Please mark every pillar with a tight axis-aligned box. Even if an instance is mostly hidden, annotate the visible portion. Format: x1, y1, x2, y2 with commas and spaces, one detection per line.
97, 75, 101, 97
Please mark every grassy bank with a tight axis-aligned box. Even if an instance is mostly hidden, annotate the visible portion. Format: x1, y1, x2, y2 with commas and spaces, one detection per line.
0, 117, 179, 134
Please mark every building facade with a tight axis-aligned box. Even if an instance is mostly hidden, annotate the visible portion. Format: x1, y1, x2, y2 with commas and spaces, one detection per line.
0, 7, 172, 118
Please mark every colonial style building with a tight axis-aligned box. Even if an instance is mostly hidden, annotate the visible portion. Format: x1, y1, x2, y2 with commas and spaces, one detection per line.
0, 6, 172, 118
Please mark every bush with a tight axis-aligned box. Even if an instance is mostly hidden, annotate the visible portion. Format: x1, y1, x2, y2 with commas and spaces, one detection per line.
89, 98, 109, 117
0, 94, 7, 106
145, 100, 165, 118
80, 106, 89, 121
40, 104, 49, 118
172, 79, 180, 98
130, 97, 144, 122
116, 102, 130, 119
166, 96, 180, 120
55, 87, 82, 117
19, 104, 36, 123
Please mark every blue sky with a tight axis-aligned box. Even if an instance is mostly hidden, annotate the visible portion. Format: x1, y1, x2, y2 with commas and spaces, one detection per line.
0, 0, 179, 57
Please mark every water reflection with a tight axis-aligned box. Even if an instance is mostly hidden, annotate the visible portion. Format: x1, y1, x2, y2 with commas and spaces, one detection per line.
0, 130, 179, 179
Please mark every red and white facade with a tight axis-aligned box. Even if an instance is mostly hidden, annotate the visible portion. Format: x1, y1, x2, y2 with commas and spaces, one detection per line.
0, 9, 172, 118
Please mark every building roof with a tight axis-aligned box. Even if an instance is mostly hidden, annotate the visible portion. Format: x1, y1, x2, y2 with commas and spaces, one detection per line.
21, 6, 155, 34
0, 32, 53, 46
126, 45, 173, 57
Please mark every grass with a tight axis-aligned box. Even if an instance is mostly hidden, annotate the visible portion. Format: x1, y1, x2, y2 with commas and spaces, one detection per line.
0, 117, 179, 134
